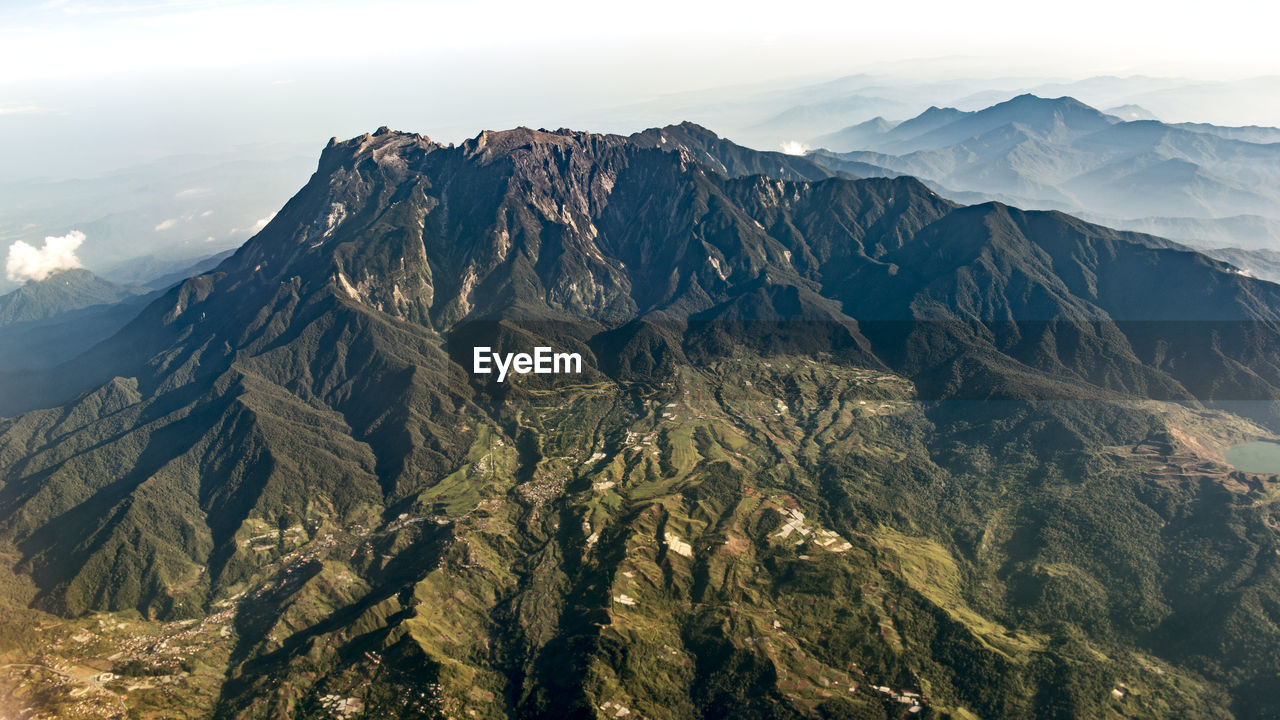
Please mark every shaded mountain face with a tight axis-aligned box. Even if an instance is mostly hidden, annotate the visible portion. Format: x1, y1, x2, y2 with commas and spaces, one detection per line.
3, 125, 1280, 719
808, 95, 1280, 256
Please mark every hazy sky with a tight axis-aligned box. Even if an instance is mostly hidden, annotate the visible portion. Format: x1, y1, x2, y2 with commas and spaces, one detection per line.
3, 0, 1278, 176
3, 0, 1278, 84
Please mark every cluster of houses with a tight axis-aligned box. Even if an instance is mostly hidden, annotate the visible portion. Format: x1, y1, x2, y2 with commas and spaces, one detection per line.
869, 684, 926, 712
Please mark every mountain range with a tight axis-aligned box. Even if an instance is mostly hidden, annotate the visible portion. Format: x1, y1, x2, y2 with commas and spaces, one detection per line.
808, 94, 1280, 259
1, 124, 1279, 719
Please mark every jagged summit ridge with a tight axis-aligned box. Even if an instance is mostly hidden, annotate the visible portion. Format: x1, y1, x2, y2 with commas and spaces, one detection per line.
212, 122, 887, 337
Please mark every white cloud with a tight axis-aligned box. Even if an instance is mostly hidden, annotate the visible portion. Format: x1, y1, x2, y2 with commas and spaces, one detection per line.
175, 187, 209, 198
200, 209, 214, 217
780, 141, 809, 156
6, 230, 85, 282
231, 212, 276, 236
154, 218, 177, 231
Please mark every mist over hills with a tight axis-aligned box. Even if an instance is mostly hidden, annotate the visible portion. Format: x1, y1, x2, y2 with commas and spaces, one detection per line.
2, 123, 1280, 718
610, 74, 1280, 156
807, 94, 1280, 263
0, 147, 317, 295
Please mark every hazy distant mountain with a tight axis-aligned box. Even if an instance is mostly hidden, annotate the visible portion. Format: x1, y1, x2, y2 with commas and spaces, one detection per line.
743, 94, 911, 147
1095, 213, 1280, 250
4, 124, 1280, 718
0, 268, 144, 326
1204, 246, 1280, 283
950, 75, 1280, 128
899, 94, 1113, 151
1105, 104, 1158, 121
808, 94, 1280, 256
810, 116, 893, 152
588, 73, 1071, 153
110, 248, 239, 291
600, 73, 1280, 160
1170, 121, 1280, 144
812, 106, 978, 155
0, 269, 152, 372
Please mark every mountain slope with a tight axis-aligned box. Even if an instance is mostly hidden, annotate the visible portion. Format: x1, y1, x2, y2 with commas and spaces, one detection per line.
2, 125, 1280, 719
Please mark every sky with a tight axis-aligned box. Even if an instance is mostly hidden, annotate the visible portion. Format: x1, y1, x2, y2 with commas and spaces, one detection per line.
2, 0, 1278, 177
3, 0, 1278, 85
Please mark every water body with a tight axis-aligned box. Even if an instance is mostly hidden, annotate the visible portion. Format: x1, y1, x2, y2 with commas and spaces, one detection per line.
1224, 441, 1280, 473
